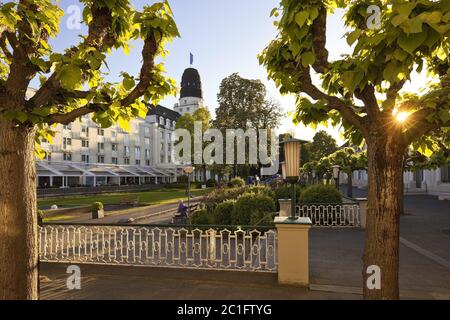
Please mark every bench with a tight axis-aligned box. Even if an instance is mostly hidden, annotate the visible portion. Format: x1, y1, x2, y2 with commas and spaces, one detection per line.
120, 196, 139, 206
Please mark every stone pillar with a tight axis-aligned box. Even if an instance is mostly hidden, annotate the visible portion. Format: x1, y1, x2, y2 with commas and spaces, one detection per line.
278, 199, 292, 218
275, 216, 312, 286
355, 198, 367, 229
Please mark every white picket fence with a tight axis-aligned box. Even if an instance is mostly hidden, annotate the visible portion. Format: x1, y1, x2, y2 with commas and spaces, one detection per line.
39, 224, 278, 272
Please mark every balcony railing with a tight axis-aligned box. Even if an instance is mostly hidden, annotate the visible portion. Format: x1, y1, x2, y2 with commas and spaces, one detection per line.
39, 224, 278, 272
295, 203, 361, 227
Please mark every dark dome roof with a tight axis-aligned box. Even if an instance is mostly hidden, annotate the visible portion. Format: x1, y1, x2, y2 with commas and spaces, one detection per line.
180, 68, 203, 99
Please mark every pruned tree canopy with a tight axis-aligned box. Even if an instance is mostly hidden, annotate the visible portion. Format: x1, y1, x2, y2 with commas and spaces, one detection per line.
0, 0, 179, 148
259, 0, 449, 152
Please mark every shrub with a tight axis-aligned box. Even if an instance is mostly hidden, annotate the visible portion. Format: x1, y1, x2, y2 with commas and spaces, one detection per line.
232, 193, 276, 226
92, 202, 104, 211
206, 179, 217, 188
190, 209, 213, 225
299, 184, 342, 204
212, 200, 235, 225
228, 177, 245, 188
247, 185, 275, 199
202, 187, 247, 212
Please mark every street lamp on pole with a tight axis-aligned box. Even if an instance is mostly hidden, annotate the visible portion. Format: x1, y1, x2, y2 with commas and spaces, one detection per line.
332, 165, 341, 189
183, 165, 195, 214
281, 138, 307, 219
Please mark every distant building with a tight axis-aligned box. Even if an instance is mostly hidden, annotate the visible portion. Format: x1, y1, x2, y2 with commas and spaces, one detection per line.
342, 144, 450, 200
37, 104, 180, 188
173, 68, 207, 115
35, 67, 218, 188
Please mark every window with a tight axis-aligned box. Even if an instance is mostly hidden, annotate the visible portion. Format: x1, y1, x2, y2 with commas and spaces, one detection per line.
179, 108, 183, 113
186, 107, 190, 112
166, 119, 170, 127
44, 152, 51, 161
111, 131, 117, 138
97, 142, 104, 152
82, 140, 89, 148
81, 126, 89, 136
135, 159, 140, 166
145, 160, 150, 166
144, 127, 150, 136
124, 146, 130, 156
135, 146, 141, 158
145, 149, 150, 158
63, 138, 72, 147
159, 117, 164, 125
63, 153, 72, 161
82, 154, 89, 163
97, 155, 105, 163
112, 157, 118, 165
160, 154, 164, 163
441, 166, 450, 183
63, 124, 71, 130
97, 128, 104, 136
168, 155, 171, 163
111, 143, 118, 151
124, 157, 130, 165
144, 138, 150, 146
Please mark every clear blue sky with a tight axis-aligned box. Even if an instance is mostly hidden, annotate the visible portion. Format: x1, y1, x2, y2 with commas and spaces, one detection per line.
36, 0, 427, 144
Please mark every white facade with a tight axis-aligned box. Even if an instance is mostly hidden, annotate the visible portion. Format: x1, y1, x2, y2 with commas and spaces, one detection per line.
174, 96, 205, 116
37, 108, 181, 188
350, 167, 450, 199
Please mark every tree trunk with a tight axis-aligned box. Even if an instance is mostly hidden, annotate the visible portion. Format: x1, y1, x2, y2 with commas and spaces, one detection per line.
0, 120, 38, 300
347, 174, 353, 198
363, 138, 404, 300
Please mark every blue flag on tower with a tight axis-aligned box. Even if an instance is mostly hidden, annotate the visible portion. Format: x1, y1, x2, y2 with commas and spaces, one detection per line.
190, 52, 194, 65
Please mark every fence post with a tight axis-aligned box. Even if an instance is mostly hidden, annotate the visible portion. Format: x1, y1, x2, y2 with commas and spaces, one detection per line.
278, 199, 292, 218
274, 216, 312, 286
355, 198, 367, 229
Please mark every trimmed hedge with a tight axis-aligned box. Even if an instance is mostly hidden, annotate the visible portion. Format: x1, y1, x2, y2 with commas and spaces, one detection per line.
232, 193, 276, 226
212, 199, 235, 225
228, 177, 245, 188
206, 179, 217, 187
190, 209, 213, 225
274, 184, 301, 201
299, 184, 342, 204
92, 202, 104, 210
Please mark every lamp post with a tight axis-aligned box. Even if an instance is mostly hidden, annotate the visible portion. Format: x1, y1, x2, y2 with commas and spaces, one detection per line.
183, 165, 195, 213
332, 165, 341, 189
282, 138, 307, 219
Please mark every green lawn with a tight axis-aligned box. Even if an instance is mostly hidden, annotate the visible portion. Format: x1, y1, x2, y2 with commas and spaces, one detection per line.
38, 188, 212, 209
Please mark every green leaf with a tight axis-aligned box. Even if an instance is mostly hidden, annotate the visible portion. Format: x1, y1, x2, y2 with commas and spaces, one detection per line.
438, 109, 450, 123
58, 64, 83, 89
123, 77, 135, 90
301, 52, 316, 67
347, 29, 362, 46
400, 17, 423, 34
295, 11, 309, 27
30, 57, 48, 72
397, 30, 428, 54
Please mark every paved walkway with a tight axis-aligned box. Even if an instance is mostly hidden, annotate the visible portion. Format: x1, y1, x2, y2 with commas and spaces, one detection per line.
55, 196, 203, 225
39, 263, 360, 300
